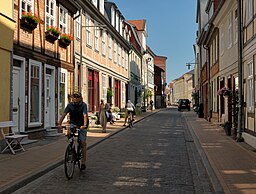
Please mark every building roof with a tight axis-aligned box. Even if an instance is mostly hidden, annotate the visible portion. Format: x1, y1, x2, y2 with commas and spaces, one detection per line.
127, 19, 146, 31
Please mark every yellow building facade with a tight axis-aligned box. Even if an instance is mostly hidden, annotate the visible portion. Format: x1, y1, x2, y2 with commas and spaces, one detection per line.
0, 1, 15, 121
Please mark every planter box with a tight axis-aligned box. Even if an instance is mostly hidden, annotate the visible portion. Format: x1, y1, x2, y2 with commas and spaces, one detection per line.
20, 17, 38, 32
45, 31, 59, 42
59, 38, 71, 47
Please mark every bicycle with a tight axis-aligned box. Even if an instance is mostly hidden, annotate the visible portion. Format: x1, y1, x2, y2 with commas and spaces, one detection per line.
127, 111, 134, 128
63, 124, 83, 180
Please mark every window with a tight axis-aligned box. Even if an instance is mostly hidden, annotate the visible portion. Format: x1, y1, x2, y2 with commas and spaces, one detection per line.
111, 7, 115, 26
95, 23, 100, 51
122, 82, 125, 105
102, 31, 106, 56
21, 0, 33, 14
45, 0, 55, 28
220, 26, 224, 56
59, 5, 68, 33
86, 15, 92, 46
92, 0, 97, 8
59, 69, 67, 119
125, 52, 128, 70
246, 0, 253, 22
247, 62, 254, 112
28, 60, 42, 125
118, 45, 121, 66
108, 35, 112, 59
116, 13, 119, 31
99, 0, 104, 15
215, 35, 218, 62
120, 19, 123, 36
228, 13, 232, 49
122, 48, 125, 67
75, 11, 81, 39
102, 74, 107, 101
234, 9, 238, 44
114, 41, 117, 63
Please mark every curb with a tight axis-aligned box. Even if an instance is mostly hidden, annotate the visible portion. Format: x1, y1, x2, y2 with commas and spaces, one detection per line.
0, 110, 161, 194
184, 114, 225, 194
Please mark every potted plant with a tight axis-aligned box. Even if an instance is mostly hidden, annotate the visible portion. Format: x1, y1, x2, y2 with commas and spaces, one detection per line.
217, 87, 231, 98
221, 121, 231, 136
107, 88, 113, 103
21, 11, 43, 32
59, 33, 74, 47
45, 26, 61, 42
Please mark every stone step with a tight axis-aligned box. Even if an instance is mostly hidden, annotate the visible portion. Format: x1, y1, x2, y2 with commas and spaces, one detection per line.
20, 136, 38, 145
45, 128, 64, 137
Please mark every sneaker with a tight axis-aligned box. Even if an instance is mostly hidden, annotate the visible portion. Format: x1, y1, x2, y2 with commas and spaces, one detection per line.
81, 164, 86, 170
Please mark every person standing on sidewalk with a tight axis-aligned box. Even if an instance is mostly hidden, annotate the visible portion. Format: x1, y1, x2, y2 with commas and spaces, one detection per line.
99, 99, 108, 133
58, 91, 88, 170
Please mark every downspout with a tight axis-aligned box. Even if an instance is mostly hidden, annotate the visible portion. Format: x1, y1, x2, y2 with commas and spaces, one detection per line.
203, 43, 211, 121
237, 0, 244, 141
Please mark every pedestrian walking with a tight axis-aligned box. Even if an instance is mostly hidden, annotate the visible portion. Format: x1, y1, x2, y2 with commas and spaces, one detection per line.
58, 91, 88, 170
99, 99, 107, 133
150, 100, 154, 112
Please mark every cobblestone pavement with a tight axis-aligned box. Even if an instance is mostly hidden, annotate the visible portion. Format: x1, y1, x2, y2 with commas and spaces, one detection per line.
13, 109, 213, 194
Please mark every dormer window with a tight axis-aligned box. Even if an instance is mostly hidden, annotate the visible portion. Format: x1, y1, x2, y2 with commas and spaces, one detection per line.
115, 13, 119, 31
92, 0, 97, 8
99, 0, 104, 15
111, 7, 115, 26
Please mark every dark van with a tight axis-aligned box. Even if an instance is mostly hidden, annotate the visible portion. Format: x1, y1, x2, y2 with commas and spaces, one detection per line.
178, 99, 191, 111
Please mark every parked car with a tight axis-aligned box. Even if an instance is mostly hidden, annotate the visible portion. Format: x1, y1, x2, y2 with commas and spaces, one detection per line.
178, 99, 191, 111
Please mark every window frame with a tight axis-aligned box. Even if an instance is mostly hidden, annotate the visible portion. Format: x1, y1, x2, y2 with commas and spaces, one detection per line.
59, 5, 68, 34
20, 0, 34, 18
108, 34, 112, 60
247, 61, 254, 112
45, 0, 56, 29
28, 59, 42, 127
94, 22, 100, 51
86, 15, 92, 47
102, 31, 106, 56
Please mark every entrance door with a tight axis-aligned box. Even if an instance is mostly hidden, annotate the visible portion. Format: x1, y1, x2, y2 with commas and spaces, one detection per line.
45, 73, 54, 128
12, 67, 21, 133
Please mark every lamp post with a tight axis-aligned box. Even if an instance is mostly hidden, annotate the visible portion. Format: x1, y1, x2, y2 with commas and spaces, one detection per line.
237, 0, 244, 141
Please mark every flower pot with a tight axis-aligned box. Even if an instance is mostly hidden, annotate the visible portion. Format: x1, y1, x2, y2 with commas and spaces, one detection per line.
45, 31, 59, 42
59, 38, 71, 48
20, 17, 38, 32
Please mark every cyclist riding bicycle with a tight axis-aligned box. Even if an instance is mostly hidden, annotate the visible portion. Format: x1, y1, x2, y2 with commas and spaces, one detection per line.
58, 91, 88, 170
123, 100, 135, 126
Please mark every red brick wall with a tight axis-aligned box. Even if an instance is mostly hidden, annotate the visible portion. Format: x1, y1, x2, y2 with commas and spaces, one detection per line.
154, 56, 167, 83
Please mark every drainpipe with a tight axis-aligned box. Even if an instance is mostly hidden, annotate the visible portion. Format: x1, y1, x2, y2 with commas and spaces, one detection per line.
203, 44, 211, 121
237, 0, 244, 141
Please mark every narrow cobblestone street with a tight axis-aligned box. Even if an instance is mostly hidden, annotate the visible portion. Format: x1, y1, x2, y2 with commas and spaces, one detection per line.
13, 109, 213, 194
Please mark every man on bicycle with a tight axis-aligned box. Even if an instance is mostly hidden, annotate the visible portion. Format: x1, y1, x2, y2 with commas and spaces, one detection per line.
123, 100, 135, 126
58, 91, 88, 170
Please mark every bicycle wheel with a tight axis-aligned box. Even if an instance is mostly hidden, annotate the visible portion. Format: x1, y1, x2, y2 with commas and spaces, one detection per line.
64, 144, 75, 180
77, 144, 82, 171
128, 117, 132, 128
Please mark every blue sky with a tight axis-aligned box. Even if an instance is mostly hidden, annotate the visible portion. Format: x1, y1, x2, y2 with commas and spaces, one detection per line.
112, 0, 197, 84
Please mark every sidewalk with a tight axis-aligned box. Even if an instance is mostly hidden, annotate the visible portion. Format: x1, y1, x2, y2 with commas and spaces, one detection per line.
185, 112, 256, 194
0, 110, 157, 194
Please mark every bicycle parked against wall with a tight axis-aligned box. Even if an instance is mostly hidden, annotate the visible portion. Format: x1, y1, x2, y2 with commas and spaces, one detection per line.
63, 124, 83, 180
